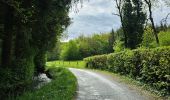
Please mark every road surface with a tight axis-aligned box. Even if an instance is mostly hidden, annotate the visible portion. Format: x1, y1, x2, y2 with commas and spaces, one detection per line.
69, 68, 155, 100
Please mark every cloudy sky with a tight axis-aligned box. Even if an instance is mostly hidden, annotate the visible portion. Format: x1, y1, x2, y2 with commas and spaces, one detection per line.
63, 0, 170, 41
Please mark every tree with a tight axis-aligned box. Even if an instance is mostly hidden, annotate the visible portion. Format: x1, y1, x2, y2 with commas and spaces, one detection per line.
144, 0, 159, 45
1, 2, 14, 67
122, 0, 146, 49
122, 0, 134, 48
164, 0, 170, 6
141, 26, 156, 48
78, 36, 91, 59
60, 40, 80, 61
0, 0, 80, 98
160, 13, 170, 31
32, 0, 72, 73
47, 42, 61, 61
114, 0, 128, 47
108, 29, 115, 52
59, 33, 112, 60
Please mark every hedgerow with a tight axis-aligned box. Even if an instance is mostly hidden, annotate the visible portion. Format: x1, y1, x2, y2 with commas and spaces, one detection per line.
85, 54, 108, 70
84, 46, 170, 95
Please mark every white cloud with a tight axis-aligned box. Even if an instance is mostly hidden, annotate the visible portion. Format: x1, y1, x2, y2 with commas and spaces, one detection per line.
65, 0, 170, 41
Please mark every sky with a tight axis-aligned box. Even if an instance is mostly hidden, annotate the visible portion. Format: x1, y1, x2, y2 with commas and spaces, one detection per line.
63, 0, 170, 41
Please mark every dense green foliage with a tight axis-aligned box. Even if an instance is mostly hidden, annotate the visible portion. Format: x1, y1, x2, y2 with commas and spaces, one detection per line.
49, 27, 170, 61
113, 40, 125, 52
56, 33, 115, 61
47, 42, 61, 61
84, 46, 170, 95
85, 55, 108, 70
60, 40, 80, 61
122, 0, 146, 49
141, 27, 170, 48
140, 26, 156, 48
17, 67, 77, 100
0, 0, 80, 98
0, 0, 170, 99
159, 30, 170, 46
108, 29, 116, 52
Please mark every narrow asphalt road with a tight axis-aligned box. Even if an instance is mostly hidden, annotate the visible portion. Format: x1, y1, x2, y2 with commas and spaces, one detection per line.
69, 68, 154, 100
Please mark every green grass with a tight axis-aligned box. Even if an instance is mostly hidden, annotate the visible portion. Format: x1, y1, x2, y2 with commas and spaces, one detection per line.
46, 60, 85, 69
17, 67, 77, 100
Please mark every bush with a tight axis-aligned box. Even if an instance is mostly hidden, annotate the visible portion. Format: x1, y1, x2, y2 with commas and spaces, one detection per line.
84, 46, 170, 95
84, 54, 108, 70
159, 31, 170, 46
0, 57, 35, 100
113, 40, 125, 52
141, 27, 157, 48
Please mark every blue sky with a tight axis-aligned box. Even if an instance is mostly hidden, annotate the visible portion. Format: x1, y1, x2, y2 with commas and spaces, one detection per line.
63, 0, 170, 41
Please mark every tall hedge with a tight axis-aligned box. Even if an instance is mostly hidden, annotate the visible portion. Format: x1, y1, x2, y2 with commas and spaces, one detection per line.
84, 46, 170, 95
85, 54, 108, 70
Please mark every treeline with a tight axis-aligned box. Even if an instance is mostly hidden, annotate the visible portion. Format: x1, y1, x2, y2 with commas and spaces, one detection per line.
0, 0, 80, 99
47, 32, 115, 61
47, 0, 170, 61
48, 24, 170, 61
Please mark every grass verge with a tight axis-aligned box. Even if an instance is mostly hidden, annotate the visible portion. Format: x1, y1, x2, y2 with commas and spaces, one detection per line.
46, 60, 85, 69
17, 67, 77, 100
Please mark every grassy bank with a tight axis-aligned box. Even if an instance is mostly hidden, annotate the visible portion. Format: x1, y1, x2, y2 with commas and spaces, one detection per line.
17, 67, 77, 100
46, 60, 85, 69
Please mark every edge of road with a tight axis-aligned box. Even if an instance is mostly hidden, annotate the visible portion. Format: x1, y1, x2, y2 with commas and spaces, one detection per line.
70, 68, 170, 100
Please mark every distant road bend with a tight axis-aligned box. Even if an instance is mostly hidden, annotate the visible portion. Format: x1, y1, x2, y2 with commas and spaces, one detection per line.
69, 68, 155, 100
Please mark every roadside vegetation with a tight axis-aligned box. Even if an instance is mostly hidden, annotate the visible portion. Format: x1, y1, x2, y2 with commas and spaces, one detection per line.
17, 67, 77, 100
47, 61, 85, 69
0, 0, 170, 99
46, 1, 170, 97
0, 0, 80, 99
84, 46, 170, 96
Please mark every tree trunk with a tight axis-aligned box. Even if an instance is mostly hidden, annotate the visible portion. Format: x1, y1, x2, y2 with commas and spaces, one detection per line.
145, 0, 159, 45
1, 4, 14, 67
120, 14, 128, 48
34, 50, 46, 74
149, 9, 159, 45
14, 22, 35, 84
115, 0, 128, 48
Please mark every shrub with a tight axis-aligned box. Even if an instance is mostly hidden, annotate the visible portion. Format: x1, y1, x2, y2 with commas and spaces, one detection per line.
84, 46, 170, 95
113, 40, 125, 52
159, 31, 170, 46
84, 54, 108, 70
141, 27, 157, 48
108, 49, 139, 77
0, 56, 35, 100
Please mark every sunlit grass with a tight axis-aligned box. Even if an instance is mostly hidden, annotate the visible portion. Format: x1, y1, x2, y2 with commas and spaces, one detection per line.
46, 60, 86, 69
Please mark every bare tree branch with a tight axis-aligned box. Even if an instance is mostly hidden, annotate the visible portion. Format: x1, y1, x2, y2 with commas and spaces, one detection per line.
112, 13, 120, 16
144, 0, 159, 45
161, 13, 170, 25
